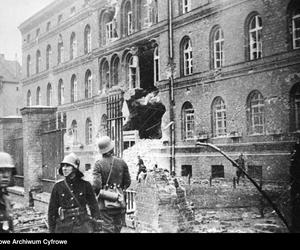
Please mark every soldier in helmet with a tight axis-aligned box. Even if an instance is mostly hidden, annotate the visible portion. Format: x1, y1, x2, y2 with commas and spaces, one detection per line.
0, 152, 15, 233
92, 136, 131, 233
48, 152, 100, 233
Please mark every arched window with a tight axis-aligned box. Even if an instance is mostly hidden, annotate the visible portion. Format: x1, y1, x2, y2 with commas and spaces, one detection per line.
70, 32, 77, 60
181, 102, 195, 140
58, 79, 64, 105
123, 51, 138, 89
247, 91, 265, 135
290, 83, 300, 131
248, 14, 263, 60
100, 59, 110, 91
71, 120, 78, 145
85, 70, 92, 99
180, 37, 193, 76
101, 114, 108, 136
46, 45, 52, 70
26, 90, 31, 106
27, 55, 31, 77
36, 50, 41, 74
124, 1, 133, 36
58, 34, 64, 64
84, 25, 92, 54
86, 118, 93, 145
154, 47, 160, 83
47, 83, 53, 106
36, 87, 41, 105
212, 27, 224, 69
111, 55, 120, 87
212, 97, 227, 137
71, 74, 78, 103
288, 1, 300, 50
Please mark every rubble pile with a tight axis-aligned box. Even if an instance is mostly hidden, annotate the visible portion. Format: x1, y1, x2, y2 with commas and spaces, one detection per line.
13, 207, 48, 233
123, 139, 164, 180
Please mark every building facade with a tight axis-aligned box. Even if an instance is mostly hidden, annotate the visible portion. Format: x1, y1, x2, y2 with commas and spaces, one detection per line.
19, 0, 300, 183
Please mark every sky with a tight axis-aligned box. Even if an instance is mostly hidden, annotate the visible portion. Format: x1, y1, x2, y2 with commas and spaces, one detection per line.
0, 0, 55, 64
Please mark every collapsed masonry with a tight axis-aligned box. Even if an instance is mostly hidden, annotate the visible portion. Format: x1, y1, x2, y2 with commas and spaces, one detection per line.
123, 88, 166, 140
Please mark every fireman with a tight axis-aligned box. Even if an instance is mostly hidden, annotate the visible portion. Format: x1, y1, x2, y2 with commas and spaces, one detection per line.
0, 152, 15, 233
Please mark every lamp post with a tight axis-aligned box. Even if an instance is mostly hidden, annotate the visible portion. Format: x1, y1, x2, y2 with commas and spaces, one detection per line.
196, 141, 291, 232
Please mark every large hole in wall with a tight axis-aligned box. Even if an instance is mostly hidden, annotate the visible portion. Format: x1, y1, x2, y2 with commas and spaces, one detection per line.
122, 40, 166, 140
123, 88, 166, 139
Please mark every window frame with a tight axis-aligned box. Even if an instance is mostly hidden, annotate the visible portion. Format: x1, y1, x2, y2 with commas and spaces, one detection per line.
212, 97, 227, 137
249, 15, 263, 60
213, 28, 225, 69
293, 13, 300, 49
247, 91, 265, 135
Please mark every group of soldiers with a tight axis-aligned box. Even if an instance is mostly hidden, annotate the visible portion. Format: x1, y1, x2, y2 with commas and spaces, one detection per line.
0, 135, 131, 234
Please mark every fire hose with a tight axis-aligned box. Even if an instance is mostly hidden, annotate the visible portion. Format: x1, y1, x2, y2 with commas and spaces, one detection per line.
195, 141, 291, 232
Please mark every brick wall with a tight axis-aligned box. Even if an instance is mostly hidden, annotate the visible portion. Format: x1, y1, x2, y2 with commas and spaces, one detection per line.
134, 169, 195, 233
21, 107, 57, 204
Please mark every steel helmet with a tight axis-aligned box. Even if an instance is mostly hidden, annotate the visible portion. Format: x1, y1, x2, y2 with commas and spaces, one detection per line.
97, 136, 114, 154
0, 152, 15, 169
58, 152, 80, 175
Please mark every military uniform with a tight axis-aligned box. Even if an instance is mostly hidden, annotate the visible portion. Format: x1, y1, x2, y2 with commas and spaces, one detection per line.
0, 190, 13, 233
48, 175, 100, 233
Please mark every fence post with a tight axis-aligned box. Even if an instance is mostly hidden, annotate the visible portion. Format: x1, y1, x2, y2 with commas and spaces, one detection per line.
233, 177, 236, 189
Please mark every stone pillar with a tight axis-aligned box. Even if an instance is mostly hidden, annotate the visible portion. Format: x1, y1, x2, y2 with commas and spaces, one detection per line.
21, 107, 57, 205
135, 169, 195, 233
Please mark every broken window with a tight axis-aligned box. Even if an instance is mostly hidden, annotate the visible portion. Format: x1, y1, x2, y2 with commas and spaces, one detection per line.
85, 70, 92, 98
181, 165, 192, 177
46, 45, 52, 70
212, 97, 227, 137
84, 25, 92, 54
100, 114, 108, 136
36, 50, 41, 74
154, 47, 160, 83
182, 102, 195, 140
144, 0, 157, 27
27, 90, 31, 107
123, 1, 133, 36
58, 79, 64, 105
211, 165, 224, 179
129, 57, 137, 88
47, 83, 53, 106
247, 90, 264, 135
249, 14, 262, 60
213, 27, 224, 69
71, 74, 78, 103
36, 87, 41, 105
70, 32, 77, 60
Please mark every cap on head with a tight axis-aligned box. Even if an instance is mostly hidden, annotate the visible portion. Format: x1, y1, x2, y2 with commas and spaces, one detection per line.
0, 152, 15, 169
97, 136, 114, 154
59, 152, 80, 175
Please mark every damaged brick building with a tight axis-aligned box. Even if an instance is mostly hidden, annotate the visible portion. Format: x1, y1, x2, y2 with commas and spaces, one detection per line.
15, 0, 300, 202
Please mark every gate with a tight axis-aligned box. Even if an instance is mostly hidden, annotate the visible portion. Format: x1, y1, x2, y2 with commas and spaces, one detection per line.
107, 91, 124, 157
40, 115, 66, 193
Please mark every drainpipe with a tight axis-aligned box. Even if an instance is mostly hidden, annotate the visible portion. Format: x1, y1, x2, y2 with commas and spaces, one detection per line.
168, 0, 175, 174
